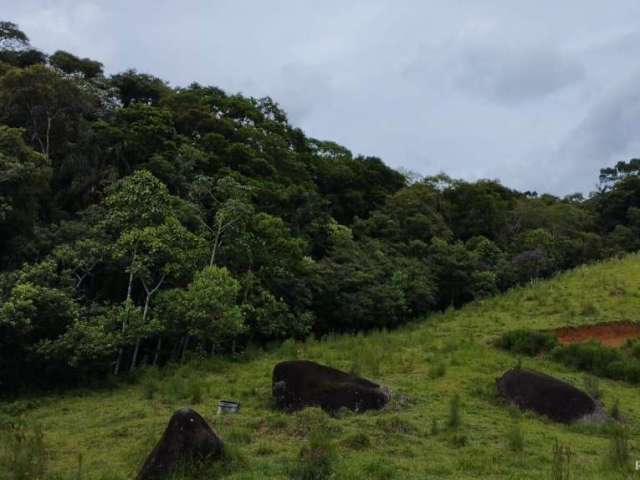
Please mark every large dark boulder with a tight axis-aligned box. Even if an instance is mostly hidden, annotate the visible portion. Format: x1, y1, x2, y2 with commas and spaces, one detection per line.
497, 368, 596, 423
137, 408, 224, 480
272, 360, 390, 413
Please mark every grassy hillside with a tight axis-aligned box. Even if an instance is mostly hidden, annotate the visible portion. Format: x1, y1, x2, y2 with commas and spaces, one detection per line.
4, 255, 640, 479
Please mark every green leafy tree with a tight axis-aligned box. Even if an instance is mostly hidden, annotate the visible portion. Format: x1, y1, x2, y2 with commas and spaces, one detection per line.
183, 266, 245, 355
0, 65, 96, 160
0, 125, 51, 263
189, 175, 254, 266
110, 69, 170, 107
49, 50, 103, 78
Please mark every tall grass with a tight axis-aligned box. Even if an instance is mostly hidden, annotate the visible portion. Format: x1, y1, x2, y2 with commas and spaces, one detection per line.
507, 423, 524, 452
606, 426, 630, 470
289, 428, 336, 480
0, 425, 48, 480
551, 440, 572, 480
447, 393, 461, 429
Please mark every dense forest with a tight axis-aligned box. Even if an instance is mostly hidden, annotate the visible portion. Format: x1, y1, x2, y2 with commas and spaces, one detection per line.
1, 21, 639, 393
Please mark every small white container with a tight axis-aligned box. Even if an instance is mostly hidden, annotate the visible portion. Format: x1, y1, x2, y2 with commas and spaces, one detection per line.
217, 400, 240, 415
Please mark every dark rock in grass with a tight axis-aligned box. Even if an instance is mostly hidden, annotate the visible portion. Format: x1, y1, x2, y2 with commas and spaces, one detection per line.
497, 368, 596, 424
272, 360, 390, 413
137, 408, 224, 480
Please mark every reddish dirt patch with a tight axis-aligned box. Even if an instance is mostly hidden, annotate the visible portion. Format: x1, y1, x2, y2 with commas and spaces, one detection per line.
552, 321, 640, 348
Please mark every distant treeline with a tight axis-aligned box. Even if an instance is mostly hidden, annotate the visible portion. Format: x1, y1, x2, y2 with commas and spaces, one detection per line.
1, 21, 639, 392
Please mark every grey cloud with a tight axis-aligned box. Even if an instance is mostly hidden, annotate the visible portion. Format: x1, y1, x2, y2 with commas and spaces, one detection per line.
552, 77, 640, 192
4, 0, 640, 195
455, 45, 585, 105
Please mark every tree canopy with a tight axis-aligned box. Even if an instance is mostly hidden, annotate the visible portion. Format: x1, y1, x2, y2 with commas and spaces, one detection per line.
0, 21, 638, 392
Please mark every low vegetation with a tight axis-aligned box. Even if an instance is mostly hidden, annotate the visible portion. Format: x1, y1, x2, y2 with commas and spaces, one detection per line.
499, 329, 640, 384
0, 255, 639, 479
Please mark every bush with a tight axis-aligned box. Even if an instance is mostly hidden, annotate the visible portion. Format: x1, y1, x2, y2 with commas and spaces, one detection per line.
551, 342, 640, 383
552, 341, 621, 374
499, 330, 558, 356
626, 339, 640, 359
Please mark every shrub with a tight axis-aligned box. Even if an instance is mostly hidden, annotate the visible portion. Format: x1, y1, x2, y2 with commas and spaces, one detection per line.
551, 341, 619, 373
551, 342, 640, 382
499, 330, 557, 356
626, 339, 640, 360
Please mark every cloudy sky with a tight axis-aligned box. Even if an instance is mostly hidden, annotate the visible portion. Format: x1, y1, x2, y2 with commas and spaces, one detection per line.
5, 1, 640, 195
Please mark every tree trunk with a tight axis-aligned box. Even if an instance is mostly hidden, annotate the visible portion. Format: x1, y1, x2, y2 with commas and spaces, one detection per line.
153, 337, 162, 366
182, 336, 190, 362
114, 267, 136, 376
209, 222, 223, 266
130, 292, 151, 371
130, 337, 142, 372
44, 115, 51, 160
114, 348, 124, 377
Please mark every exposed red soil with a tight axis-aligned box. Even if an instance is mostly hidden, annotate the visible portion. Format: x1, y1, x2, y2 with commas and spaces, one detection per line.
551, 321, 640, 348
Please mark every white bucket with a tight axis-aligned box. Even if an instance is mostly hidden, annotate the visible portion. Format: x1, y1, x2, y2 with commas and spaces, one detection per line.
217, 400, 240, 414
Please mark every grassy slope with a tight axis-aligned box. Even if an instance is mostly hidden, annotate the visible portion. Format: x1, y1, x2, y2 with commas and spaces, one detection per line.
8, 254, 640, 479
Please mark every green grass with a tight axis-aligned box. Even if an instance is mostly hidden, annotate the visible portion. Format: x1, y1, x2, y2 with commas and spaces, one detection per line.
3, 254, 640, 479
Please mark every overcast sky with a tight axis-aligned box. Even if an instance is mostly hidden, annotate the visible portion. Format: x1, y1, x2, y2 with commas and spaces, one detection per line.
5, 1, 640, 195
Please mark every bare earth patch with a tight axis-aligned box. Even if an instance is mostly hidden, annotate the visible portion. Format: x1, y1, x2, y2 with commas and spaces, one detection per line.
551, 321, 640, 347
